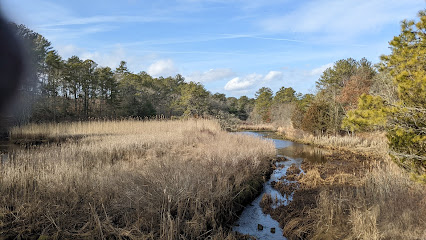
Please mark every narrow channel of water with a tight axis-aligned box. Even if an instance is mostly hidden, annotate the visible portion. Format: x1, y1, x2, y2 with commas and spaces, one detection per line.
233, 131, 326, 240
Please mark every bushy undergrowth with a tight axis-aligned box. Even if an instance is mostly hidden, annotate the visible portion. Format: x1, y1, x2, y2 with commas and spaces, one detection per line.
1, 119, 275, 239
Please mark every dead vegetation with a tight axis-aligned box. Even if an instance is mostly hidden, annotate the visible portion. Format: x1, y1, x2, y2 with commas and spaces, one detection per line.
268, 149, 426, 240
0, 119, 276, 239
236, 123, 276, 132
272, 181, 298, 197
284, 164, 301, 181
277, 126, 388, 155
259, 194, 274, 214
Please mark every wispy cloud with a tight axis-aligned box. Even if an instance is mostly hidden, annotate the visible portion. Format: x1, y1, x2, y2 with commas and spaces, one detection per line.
186, 68, 235, 83
260, 0, 423, 38
40, 15, 173, 28
38, 24, 116, 41
118, 33, 307, 48
245, 36, 306, 43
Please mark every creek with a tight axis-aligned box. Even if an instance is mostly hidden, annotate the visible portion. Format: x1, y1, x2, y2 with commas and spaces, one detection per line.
233, 131, 327, 240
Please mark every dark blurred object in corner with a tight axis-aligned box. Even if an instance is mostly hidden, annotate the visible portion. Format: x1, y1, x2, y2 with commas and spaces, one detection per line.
0, 12, 25, 138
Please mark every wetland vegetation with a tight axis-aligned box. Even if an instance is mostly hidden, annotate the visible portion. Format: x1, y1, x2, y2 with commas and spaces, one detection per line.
1, 119, 276, 239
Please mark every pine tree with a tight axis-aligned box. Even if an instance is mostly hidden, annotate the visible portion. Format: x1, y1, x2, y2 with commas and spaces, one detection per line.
254, 87, 273, 123
380, 10, 426, 174
341, 94, 388, 132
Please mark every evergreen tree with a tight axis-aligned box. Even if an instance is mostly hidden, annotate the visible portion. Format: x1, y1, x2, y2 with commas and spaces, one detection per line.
178, 82, 210, 117
341, 94, 388, 132
254, 87, 273, 123
273, 87, 297, 104
380, 10, 426, 174
44, 50, 63, 121
301, 100, 331, 135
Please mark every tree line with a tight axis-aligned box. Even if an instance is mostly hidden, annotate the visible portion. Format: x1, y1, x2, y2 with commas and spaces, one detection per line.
8, 23, 256, 124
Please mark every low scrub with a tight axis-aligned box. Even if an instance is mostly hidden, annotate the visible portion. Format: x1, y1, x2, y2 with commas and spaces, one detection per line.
1, 119, 276, 239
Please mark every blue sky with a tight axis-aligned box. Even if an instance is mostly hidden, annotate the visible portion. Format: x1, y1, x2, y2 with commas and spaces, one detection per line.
2, 0, 425, 97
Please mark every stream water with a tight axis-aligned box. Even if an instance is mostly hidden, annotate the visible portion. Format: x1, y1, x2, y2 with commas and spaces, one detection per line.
233, 131, 327, 240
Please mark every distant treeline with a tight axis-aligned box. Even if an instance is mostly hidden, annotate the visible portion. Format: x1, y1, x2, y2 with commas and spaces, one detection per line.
9, 23, 259, 123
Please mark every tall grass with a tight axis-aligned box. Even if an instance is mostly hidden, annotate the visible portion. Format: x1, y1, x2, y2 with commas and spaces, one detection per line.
299, 159, 426, 240
1, 119, 276, 239
237, 123, 276, 132
277, 126, 388, 154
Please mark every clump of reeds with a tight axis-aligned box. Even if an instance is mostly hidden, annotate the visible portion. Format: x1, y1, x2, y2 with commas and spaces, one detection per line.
237, 123, 276, 132
300, 160, 426, 239
1, 119, 276, 239
277, 126, 388, 154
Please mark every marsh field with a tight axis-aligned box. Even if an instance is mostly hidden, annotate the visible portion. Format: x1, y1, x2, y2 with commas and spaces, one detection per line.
1, 119, 278, 239
1, 119, 425, 240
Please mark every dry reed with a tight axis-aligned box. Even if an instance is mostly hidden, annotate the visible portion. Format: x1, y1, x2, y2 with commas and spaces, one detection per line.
302, 159, 426, 240
236, 124, 276, 132
1, 119, 276, 239
277, 126, 388, 154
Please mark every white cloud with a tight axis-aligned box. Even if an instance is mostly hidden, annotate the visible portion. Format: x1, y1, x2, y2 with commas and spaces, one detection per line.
186, 68, 235, 83
224, 71, 284, 92
148, 59, 178, 77
310, 63, 334, 76
224, 73, 263, 91
264, 71, 283, 82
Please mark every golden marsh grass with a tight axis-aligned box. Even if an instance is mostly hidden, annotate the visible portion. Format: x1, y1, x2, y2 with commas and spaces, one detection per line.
277, 126, 388, 154
1, 119, 276, 239
288, 155, 426, 240
236, 123, 276, 132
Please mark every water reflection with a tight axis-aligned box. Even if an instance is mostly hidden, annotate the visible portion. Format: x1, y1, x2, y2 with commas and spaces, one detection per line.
247, 131, 327, 163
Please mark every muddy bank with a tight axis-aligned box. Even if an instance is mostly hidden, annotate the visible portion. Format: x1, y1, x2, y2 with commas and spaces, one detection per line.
267, 150, 381, 239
